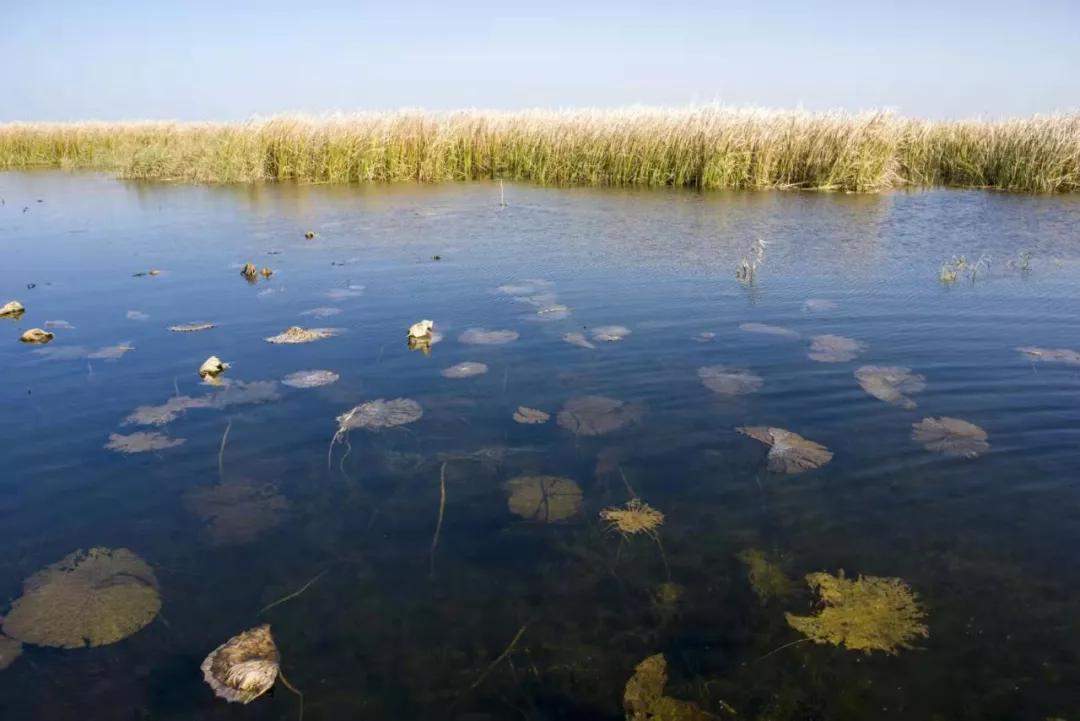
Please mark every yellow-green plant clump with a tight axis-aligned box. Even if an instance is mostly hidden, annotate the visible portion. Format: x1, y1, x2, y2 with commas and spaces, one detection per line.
785, 571, 928, 655
736, 548, 793, 604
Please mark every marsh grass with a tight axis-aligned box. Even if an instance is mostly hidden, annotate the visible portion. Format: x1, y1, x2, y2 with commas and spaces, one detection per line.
2, 108, 1077, 192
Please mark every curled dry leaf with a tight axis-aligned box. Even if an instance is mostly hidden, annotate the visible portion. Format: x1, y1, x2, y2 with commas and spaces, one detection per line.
260, 267, 273, 278
169, 322, 215, 333
408, 320, 434, 339
282, 369, 339, 388
557, 395, 643, 436
19, 329, 53, 344
808, 334, 866, 363
698, 365, 763, 396
106, 431, 186, 454
337, 398, 423, 431
459, 328, 519, 345
2, 548, 161, 649
513, 406, 550, 424
0, 635, 23, 671
441, 361, 488, 379
562, 332, 596, 349
264, 326, 338, 344
737, 426, 833, 474
785, 571, 928, 655
591, 325, 631, 342
855, 366, 926, 409
202, 624, 279, 704
184, 479, 289, 546
911, 417, 989, 458
1017, 346, 1080, 366
506, 475, 583, 523
199, 356, 229, 378
739, 322, 800, 339
1, 300, 26, 317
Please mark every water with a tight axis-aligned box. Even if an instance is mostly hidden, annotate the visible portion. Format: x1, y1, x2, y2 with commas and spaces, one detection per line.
1, 172, 1080, 721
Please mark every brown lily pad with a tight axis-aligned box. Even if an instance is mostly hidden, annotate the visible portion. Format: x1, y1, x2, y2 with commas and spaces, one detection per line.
698, 365, 763, 396
855, 365, 926, 409
737, 426, 833, 474
808, 334, 865, 363
506, 475, 583, 523
911, 417, 989, 458
557, 395, 643, 436
441, 361, 488, 379
459, 328, 519, 345
105, 431, 186, 454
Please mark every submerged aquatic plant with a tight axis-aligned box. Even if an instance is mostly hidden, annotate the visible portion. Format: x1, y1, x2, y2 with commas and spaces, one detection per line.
1017, 346, 1080, 366
512, 406, 550, 424
911, 416, 989, 458
739, 322, 799, 339
184, 479, 290, 546
854, 365, 926, 409
736, 549, 793, 604
441, 361, 488, 379
600, 498, 665, 538
697, 365, 763, 396
506, 474, 583, 523
785, 571, 928, 655
623, 653, 714, 721
459, 328, 519, 345
808, 334, 866, 363
591, 325, 632, 342
562, 332, 596, 349
557, 395, 643, 436
264, 326, 338, 344
737, 426, 833, 474
2, 548, 161, 649
105, 431, 186, 454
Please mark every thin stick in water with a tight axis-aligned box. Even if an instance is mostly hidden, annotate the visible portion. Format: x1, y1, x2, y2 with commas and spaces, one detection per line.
218, 420, 232, 483
277, 667, 304, 721
259, 569, 328, 615
429, 461, 448, 577
469, 623, 529, 690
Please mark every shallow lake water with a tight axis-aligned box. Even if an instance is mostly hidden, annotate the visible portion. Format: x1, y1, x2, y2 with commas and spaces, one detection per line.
2, 172, 1080, 721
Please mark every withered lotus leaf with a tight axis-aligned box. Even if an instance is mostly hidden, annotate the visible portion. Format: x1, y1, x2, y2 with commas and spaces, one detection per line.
911, 417, 989, 458
624, 654, 714, 721
105, 431, 186, 454
0, 635, 22, 670
557, 396, 643, 436
184, 479, 290, 546
1016, 346, 1080, 366
698, 365, 763, 396
562, 332, 596, 349
808, 334, 865, 363
441, 361, 488, 379
201, 624, 279, 704
513, 406, 550, 424
739, 322, 800, 339
282, 370, 339, 388
737, 426, 832, 474
459, 328, 519, 345
591, 325, 631, 342
506, 475, 583, 523
855, 365, 926, 409
169, 322, 215, 333
337, 398, 423, 431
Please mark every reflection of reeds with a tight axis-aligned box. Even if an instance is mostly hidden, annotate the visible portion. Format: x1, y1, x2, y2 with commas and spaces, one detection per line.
3, 109, 1077, 192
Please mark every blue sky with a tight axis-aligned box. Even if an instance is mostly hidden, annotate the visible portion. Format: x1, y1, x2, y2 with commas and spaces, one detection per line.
3, 0, 1077, 121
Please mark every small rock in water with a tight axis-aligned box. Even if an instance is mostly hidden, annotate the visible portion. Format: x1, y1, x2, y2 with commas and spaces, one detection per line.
19, 328, 53, 344
0, 300, 25, 317
304, 231, 316, 239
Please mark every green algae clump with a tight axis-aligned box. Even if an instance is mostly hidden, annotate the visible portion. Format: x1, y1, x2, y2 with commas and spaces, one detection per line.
785, 571, 928, 655
736, 549, 793, 604
2, 548, 161, 649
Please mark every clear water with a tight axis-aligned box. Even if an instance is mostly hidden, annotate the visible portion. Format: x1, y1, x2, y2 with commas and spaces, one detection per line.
2, 172, 1080, 721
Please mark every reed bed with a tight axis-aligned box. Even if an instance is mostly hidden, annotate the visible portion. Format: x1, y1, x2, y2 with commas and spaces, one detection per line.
1, 108, 1077, 193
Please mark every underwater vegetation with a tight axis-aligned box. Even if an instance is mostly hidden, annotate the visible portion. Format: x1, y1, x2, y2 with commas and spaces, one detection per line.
736, 427, 833, 474
854, 366, 926, 410
785, 571, 929, 655
736, 549, 793, 604
624, 654, 716, 721
557, 395, 644, 436
911, 417, 990, 458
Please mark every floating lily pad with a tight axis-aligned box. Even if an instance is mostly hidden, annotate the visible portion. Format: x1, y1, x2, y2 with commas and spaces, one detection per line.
184, 479, 289, 546
855, 365, 925, 409
264, 326, 338, 344
441, 362, 488, 379
459, 328, 519, 345
1016, 346, 1080, 366
2, 548, 161, 649
325, 285, 364, 300
532, 304, 571, 321
785, 571, 928, 655
562, 332, 596, 349
169, 322, 215, 333
513, 406, 550, 424
911, 417, 989, 458
201, 624, 279, 704
557, 396, 643, 436
692, 332, 716, 343
808, 334, 866, 362
337, 398, 423, 431
698, 365, 763, 396
737, 426, 833, 474
106, 431, 186, 454
506, 475, 583, 523
282, 370, 339, 388
739, 322, 800, 339
591, 325, 631, 342
124, 395, 214, 426
0, 635, 22, 670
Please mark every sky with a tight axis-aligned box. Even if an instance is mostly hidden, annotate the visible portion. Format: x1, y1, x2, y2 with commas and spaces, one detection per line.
2, 0, 1078, 121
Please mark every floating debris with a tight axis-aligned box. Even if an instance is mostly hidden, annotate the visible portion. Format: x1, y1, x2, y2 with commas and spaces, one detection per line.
600, 498, 664, 538
264, 326, 338, 344
808, 334, 866, 362
513, 406, 550, 424
557, 395, 643, 436
240, 263, 258, 280
260, 267, 273, 278
299, 307, 341, 319
336, 398, 423, 432
532, 304, 571, 321
562, 332, 596, 349
692, 332, 716, 342
87, 343, 134, 360
202, 624, 280, 704
624, 654, 713, 721
126, 310, 149, 321
0, 300, 25, 318
132, 269, 161, 278
106, 431, 186, 454
282, 370, 339, 388
304, 230, 316, 239
459, 328, 519, 345
736, 548, 793, 603
184, 479, 290, 545
19, 328, 53, 344
0, 635, 21, 670
125, 395, 213, 426
736, 238, 768, 284
855, 366, 926, 409
43, 319, 73, 329
591, 325, 632, 342
737, 426, 833, 474
1017, 346, 1080, 366
442, 361, 488, 379
911, 417, 989, 458
785, 571, 928, 655
506, 475, 583, 523
324, 285, 364, 300
408, 319, 434, 339
2, 548, 161, 648
199, 355, 229, 378
739, 322, 800, 339
698, 365, 763, 396
803, 298, 838, 313
168, 322, 215, 333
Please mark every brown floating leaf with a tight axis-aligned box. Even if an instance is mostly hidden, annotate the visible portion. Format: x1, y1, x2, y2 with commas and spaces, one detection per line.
624, 654, 715, 721
698, 365, 763, 396
337, 398, 423, 431
855, 365, 926, 409
0, 300, 25, 318
184, 479, 289, 546
600, 498, 665, 537
169, 322, 215, 333
911, 417, 989, 458
557, 395, 643, 436
1017, 346, 1080, 366
591, 325, 631, 342
199, 356, 229, 378
282, 369, 339, 388
441, 361, 488, 379
459, 328, 519, 345
0, 635, 22, 671
739, 322, 800, 339
124, 395, 214, 426
19, 328, 53, 344
785, 571, 928, 655
737, 426, 832, 474
201, 624, 279, 704
2, 548, 161, 649
531, 304, 571, 321
408, 319, 434, 339
106, 431, 186, 454
808, 334, 865, 362
124, 381, 279, 427
562, 332, 596, 349
506, 475, 583, 523
264, 326, 338, 344
513, 406, 550, 424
